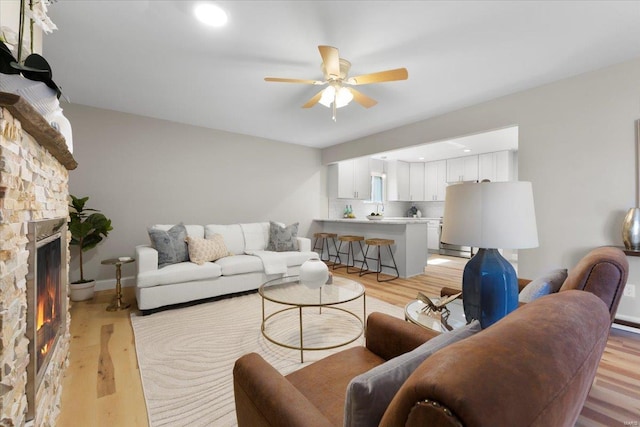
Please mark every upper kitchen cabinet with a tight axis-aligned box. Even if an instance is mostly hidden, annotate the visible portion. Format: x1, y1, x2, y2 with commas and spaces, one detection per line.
478, 151, 515, 182
409, 162, 425, 201
424, 160, 447, 201
337, 157, 372, 199
447, 155, 479, 183
386, 160, 410, 201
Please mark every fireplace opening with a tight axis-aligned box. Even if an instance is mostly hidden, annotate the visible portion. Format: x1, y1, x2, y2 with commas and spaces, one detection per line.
26, 218, 68, 422
36, 238, 62, 371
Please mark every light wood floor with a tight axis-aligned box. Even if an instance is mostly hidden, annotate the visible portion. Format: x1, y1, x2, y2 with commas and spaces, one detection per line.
57, 256, 640, 426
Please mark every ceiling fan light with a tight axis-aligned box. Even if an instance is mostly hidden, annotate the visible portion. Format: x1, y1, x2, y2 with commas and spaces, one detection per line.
194, 3, 228, 27
335, 87, 353, 108
319, 86, 353, 108
319, 86, 335, 108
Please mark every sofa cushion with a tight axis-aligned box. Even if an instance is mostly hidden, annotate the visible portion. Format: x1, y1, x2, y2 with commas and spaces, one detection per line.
519, 268, 568, 303
267, 221, 299, 251
205, 224, 245, 255
241, 222, 270, 252
151, 224, 204, 239
147, 223, 190, 268
215, 254, 264, 275
186, 235, 231, 265
344, 320, 481, 427
137, 261, 222, 288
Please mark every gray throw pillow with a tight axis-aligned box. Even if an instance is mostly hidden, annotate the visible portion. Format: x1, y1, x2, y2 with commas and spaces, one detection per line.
519, 268, 568, 303
343, 320, 481, 427
266, 221, 299, 252
147, 223, 189, 268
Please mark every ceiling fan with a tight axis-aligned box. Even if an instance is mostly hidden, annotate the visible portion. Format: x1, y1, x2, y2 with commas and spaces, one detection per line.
265, 45, 408, 121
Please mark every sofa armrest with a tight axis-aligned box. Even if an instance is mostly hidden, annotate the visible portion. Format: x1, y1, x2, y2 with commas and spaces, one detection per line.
136, 245, 158, 275
297, 236, 311, 252
233, 353, 333, 427
365, 312, 440, 361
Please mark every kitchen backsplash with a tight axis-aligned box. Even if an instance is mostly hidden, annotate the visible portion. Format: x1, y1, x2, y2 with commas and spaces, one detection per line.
328, 199, 445, 219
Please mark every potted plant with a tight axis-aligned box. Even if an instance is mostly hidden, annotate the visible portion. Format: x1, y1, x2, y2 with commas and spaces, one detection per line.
68, 195, 113, 301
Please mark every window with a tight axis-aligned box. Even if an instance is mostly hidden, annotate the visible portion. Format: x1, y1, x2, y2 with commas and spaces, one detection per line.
371, 174, 384, 203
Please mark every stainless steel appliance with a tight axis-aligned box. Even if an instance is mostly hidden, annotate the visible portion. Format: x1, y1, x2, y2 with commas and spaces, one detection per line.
439, 218, 474, 258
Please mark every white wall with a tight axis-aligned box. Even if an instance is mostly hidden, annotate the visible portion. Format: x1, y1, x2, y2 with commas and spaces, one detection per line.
64, 104, 326, 284
322, 57, 640, 323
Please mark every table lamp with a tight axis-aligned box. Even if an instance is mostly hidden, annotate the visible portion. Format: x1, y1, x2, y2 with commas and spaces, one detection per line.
441, 181, 538, 328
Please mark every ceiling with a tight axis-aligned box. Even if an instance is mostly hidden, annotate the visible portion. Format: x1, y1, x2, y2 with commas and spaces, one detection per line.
42, 1, 640, 149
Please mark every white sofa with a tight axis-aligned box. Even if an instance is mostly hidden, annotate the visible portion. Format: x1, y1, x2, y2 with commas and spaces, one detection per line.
135, 222, 316, 312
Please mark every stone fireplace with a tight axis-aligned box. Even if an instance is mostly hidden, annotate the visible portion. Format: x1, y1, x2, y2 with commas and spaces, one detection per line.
0, 93, 76, 426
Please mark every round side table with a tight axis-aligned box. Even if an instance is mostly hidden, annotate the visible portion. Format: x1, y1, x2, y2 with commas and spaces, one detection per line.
101, 257, 135, 311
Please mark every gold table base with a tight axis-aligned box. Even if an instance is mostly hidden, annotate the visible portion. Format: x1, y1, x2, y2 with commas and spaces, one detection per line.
102, 257, 135, 312
107, 297, 131, 312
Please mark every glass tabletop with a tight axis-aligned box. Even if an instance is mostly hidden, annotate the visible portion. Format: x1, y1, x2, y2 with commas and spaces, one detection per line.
405, 297, 467, 332
259, 275, 364, 306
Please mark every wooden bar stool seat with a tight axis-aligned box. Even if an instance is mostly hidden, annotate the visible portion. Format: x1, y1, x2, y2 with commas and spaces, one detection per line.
312, 232, 338, 263
360, 238, 400, 282
333, 235, 365, 274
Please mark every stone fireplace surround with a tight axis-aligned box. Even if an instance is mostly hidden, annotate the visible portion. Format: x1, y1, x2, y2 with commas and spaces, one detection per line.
0, 93, 76, 426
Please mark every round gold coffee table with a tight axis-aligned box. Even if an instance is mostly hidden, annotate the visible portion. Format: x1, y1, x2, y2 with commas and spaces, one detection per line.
259, 275, 365, 362
101, 257, 135, 311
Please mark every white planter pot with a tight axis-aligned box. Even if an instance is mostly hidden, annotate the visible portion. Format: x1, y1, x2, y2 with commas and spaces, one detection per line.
70, 280, 95, 301
299, 257, 329, 289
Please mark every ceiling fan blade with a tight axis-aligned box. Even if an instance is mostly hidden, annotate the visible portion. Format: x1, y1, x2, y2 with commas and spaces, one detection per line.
347, 68, 408, 85
318, 45, 340, 79
302, 90, 323, 108
265, 77, 324, 85
349, 88, 377, 108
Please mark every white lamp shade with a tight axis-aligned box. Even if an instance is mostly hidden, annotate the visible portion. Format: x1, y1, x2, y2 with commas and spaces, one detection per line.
441, 181, 539, 249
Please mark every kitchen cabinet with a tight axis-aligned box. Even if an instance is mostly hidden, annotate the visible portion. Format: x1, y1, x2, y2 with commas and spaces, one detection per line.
446, 155, 478, 183
337, 157, 371, 199
424, 160, 447, 201
427, 219, 441, 252
386, 160, 410, 201
478, 151, 514, 182
409, 163, 425, 201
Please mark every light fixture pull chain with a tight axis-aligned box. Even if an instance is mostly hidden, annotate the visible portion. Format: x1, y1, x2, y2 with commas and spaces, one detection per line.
332, 89, 337, 122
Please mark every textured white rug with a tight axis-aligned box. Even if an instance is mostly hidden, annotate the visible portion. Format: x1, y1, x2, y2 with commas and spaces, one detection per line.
131, 291, 404, 427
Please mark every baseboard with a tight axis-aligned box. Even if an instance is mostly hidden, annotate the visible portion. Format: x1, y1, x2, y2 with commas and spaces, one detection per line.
613, 317, 640, 334
94, 275, 136, 291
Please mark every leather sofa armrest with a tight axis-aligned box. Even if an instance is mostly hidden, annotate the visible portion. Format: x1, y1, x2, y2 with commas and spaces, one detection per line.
233, 353, 332, 427
136, 245, 158, 275
297, 236, 311, 252
365, 312, 440, 361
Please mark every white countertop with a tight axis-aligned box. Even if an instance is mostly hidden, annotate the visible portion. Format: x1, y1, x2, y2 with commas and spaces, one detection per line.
314, 217, 439, 225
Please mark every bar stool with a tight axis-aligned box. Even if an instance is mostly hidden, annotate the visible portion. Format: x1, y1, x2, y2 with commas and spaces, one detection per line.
333, 235, 365, 274
312, 232, 338, 263
359, 238, 400, 282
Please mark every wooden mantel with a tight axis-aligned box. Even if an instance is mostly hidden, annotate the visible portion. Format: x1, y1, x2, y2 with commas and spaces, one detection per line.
0, 92, 77, 170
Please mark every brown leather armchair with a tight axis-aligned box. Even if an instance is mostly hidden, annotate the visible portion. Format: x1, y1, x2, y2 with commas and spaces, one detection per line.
233, 246, 628, 426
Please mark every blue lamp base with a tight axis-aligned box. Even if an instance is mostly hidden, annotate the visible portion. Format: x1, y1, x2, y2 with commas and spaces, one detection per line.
462, 248, 518, 328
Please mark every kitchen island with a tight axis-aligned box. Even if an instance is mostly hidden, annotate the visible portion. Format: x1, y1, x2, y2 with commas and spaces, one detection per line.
314, 218, 432, 278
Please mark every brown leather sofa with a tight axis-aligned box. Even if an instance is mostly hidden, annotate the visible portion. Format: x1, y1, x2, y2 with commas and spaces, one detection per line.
233, 246, 628, 427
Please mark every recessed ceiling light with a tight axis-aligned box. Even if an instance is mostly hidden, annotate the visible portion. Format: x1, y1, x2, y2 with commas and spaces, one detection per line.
194, 3, 228, 27
418, 157, 425, 160
463, 148, 471, 153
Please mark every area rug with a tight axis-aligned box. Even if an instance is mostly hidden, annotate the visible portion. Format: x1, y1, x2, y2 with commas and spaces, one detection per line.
131, 291, 404, 427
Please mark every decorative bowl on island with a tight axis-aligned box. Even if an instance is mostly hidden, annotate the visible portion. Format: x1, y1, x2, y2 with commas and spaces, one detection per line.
367, 214, 384, 220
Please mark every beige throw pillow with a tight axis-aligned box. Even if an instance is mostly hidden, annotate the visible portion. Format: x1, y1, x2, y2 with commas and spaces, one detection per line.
186, 234, 230, 265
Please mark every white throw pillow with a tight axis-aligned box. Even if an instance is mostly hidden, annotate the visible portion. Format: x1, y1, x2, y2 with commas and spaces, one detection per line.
185, 235, 231, 265
343, 320, 481, 427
